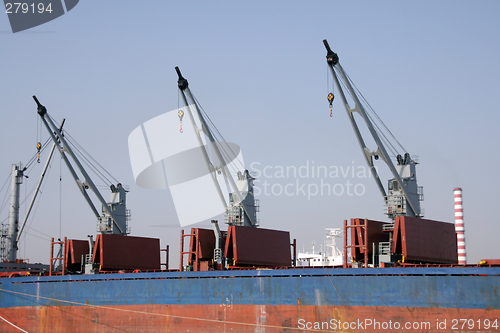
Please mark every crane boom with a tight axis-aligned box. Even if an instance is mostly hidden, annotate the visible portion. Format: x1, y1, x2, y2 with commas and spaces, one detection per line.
33, 96, 129, 235
323, 40, 422, 220
175, 67, 258, 227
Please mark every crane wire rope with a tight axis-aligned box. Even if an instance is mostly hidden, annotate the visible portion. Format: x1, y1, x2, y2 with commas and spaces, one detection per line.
48, 115, 119, 187
177, 88, 246, 178
333, 66, 407, 158
188, 92, 246, 178
24, 137, 52, 171
0, 173, 12, 219
59, 151, 62, 239
0, 142, 51, 225
193, 94, 246, 175
18, 166, 54, 244
334, 67, 394, 156
340, 67, 407, 155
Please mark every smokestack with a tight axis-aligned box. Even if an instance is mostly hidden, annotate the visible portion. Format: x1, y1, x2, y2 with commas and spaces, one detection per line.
454, 188, 466, 265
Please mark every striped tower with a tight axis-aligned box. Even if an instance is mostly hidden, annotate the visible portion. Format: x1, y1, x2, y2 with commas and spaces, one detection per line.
454, 188, 466, 265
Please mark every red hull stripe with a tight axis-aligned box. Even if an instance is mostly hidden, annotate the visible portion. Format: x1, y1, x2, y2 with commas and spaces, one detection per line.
0, 304, 499, 332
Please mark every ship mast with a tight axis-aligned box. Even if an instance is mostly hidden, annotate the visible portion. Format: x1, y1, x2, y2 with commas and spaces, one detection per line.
4, 164, 25, 262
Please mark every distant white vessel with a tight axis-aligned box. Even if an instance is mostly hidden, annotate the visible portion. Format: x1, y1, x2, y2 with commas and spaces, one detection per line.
296, 228, 343, 267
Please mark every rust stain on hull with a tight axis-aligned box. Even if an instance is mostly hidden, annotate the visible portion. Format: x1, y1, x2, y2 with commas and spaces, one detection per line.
0, 304, 498, 332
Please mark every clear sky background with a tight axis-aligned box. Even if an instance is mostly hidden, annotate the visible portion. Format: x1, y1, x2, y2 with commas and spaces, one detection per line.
1, 1, 499, 267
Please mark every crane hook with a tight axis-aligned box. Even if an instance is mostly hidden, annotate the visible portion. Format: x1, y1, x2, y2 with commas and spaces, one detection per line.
327, 93, 334, 117
36, 141, 41, 163
178, 109, 184, 133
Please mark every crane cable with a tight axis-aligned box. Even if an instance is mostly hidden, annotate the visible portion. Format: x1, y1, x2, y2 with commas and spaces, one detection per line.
191, 93, 246, 175
48, 115, 119, 187
0, 173, 11, 222
36, 114, 43, 163
327, 66, 335, 117
0, 135, 53, 221
344, 68, 407, 154
332, 66, 407, 158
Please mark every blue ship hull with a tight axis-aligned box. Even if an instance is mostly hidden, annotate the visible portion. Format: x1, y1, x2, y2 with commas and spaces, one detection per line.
0, 266, 499, 332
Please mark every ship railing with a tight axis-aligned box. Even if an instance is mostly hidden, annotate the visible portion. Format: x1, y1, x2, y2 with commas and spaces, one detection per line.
382, 223, 395, 231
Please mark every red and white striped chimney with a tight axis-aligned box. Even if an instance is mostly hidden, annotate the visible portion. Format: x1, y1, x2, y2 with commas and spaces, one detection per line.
454, 188, 466, 265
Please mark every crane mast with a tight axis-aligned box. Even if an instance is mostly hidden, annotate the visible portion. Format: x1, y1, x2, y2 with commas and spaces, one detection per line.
33, 96, 129, 235
323, 40, 423, 221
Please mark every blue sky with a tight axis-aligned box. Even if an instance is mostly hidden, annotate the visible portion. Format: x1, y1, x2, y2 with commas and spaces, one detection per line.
1, 1, 499, 266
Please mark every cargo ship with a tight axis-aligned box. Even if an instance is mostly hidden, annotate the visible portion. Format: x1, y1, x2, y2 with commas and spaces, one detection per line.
0, 41, 499, 332
1, 265, 499, 332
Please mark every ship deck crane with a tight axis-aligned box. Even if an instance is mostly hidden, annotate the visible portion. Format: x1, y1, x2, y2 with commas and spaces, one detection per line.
175, 67, 258, 228
323, 40, 423, 221
33, 96, 129, 236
